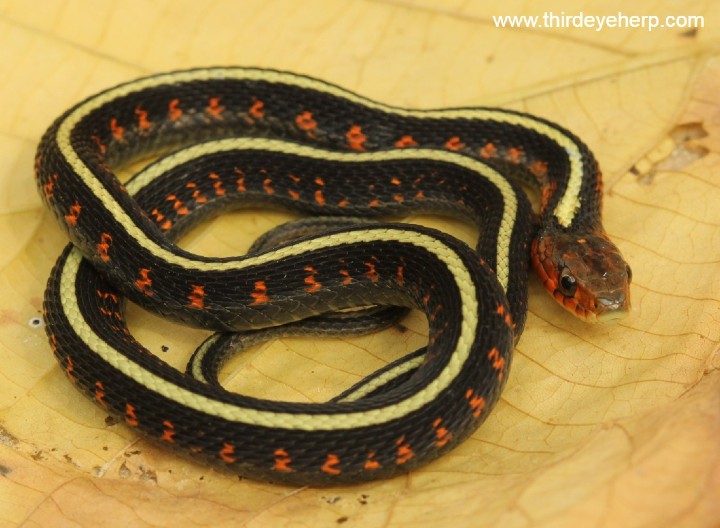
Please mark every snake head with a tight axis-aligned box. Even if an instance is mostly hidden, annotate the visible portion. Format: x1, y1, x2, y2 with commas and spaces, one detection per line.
531, 228, 632, 322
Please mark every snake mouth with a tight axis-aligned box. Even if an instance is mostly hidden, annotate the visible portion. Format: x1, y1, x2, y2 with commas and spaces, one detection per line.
551, 292, 631, 323
592, 297, 631, 323
580, 292, 631, 323
594, 310, 629, 323
585, 306, 631, 323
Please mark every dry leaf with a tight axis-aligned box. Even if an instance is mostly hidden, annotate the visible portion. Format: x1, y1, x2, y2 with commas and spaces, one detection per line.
0, 1, 718, 527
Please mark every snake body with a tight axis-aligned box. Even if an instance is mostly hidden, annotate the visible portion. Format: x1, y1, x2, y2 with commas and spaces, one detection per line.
36, 67, 631, 484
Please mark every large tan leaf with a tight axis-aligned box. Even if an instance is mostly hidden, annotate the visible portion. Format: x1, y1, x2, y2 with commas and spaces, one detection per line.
0, 1, 717, 526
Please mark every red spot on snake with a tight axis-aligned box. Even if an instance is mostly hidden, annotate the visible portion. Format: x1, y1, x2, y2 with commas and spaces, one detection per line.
395, 265, 404, 286
219, 443, 237, 463
364, 452, 381, 470
365, 262, 379, 282
94, 381, 108, 409
273, 449, 293, 473
480, 143, 497, 158
188, 285, 206, 309
488, 347, 505, 380
295, 111, 317, 134
250, 281, 269, 305
206, 97, 225, 118
188, 183, 208, 204
110, 118, 124, 141
338, 198, 349, 207
414, 191, 425, 199
166, 194, 189, 216
263, 178, 275, 195
315, 177, 325, 186
125, 403, 139, 427
235, 171, 247, 192
495, 303, 513, 327
394, 135, 417, 148
393, 194, 404, 203
150, 208, 165, 226
168, 99, 183, 121
97, 233, 112, 262
314, 190, 326, 205
339, 269, 352, 285
433, 418, 453, 447
530, 160, 549, 179
444, 136, 465, 151
391, 177, 401, 185
465, 389, 486, 418
43, 174, 58, 200
346, 125, 367, 151
63, 353, 76, 383
162, 420, 176, 443
288, 189, 300, 200
321, 454, 341, 475
396, 436, 414, 464
135, 268, 153, 296
135, 107, 151, 130
288, 173, 301, 183
249, 99, 265, 120
506, 147, 523, 164
90, 136, 107, 155
428, 324, 446, 345
209, 173, 226, 196
304, 266, 322, 293
65, 202, 81, 226
540, 180, 557, 211
429, 304, 443, 322
96, 290, 119, 304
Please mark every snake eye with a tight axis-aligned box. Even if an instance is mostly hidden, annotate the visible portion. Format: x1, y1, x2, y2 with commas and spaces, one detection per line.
626, 265, 633, 283
559, 268, 577, 296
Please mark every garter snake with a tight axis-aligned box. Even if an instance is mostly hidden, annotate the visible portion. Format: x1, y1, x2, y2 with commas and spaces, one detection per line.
36, 67, 631, 485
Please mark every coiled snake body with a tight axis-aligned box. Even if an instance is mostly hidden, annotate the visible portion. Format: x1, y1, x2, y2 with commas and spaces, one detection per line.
36, 68, 631, 484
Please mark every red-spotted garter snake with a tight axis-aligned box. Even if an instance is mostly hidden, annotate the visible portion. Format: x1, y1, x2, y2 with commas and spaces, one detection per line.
36, 67, 631, 484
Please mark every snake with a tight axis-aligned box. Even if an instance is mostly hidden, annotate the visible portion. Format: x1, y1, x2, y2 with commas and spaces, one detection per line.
35, 67, 631, 485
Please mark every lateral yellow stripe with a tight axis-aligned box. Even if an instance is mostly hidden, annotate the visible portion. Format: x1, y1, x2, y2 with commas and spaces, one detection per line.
187, 334, 221, 384
335, 356, 425, 403
56, 67, 582, 228
59, 226, 479, 431
187, 335, 425, 402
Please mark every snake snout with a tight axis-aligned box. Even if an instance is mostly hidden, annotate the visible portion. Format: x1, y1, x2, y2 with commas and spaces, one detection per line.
594, 291, 630, 321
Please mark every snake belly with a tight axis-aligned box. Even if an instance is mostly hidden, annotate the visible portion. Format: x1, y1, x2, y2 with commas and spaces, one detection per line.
36, 67, 624, 485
